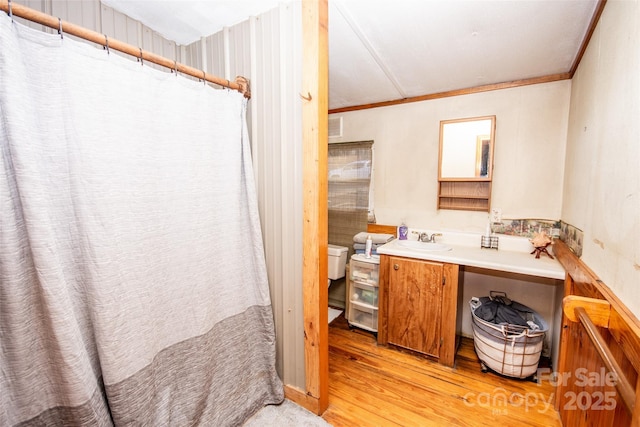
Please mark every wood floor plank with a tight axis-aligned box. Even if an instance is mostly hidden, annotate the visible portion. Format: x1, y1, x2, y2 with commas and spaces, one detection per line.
322, 315, 561, 426
328, 364, 493, 427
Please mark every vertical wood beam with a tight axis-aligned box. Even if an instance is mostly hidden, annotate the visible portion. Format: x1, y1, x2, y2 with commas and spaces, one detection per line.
439, 263, 459, 367
555, 273, 573, 412
377, 255, 390, 345
301, 0, 329, 414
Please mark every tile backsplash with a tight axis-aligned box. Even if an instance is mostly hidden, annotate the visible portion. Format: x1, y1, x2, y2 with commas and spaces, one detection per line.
491, 218, 583, 257
491, 218, 560, 238
559, 221, 584, 257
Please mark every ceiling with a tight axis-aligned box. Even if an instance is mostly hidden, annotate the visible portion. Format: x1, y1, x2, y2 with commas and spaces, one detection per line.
103, 0, 599, 111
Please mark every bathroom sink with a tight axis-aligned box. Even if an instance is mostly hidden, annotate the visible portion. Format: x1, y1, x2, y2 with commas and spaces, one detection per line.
397, 240, 452, 252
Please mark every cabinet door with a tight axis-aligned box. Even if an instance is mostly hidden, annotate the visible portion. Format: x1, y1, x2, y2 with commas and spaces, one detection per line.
387, 257, 443, 358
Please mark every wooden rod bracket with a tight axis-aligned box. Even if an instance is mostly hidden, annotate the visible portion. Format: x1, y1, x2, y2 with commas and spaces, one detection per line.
563, 295, 611, 327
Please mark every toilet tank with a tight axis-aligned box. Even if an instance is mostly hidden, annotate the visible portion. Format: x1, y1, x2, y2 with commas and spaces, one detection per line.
328, 244, 349, 280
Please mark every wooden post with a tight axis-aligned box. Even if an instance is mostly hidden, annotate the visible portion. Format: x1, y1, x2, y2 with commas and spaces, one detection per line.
301, 0, 329, 415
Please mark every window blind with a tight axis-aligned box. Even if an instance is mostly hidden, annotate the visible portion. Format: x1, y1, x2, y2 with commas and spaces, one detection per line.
328, 141, 373, 251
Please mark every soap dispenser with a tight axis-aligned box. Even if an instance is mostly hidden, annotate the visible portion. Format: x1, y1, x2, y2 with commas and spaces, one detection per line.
398, 223, 408, 240
365, 235, 373, 258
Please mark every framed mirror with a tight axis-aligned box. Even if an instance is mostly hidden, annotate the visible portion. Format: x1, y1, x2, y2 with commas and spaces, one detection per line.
438, 115, 496, 180
437, 115, 496, 212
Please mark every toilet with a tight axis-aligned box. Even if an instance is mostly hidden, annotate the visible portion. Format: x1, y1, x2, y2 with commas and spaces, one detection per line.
328, 244, 349, 287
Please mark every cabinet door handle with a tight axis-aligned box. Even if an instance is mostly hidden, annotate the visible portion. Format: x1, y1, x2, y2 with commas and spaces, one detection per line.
393, 264, 399, 270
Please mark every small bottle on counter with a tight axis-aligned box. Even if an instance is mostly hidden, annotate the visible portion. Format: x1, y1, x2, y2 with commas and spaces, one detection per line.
365, 235, 373, 258
399, 223, 408, 240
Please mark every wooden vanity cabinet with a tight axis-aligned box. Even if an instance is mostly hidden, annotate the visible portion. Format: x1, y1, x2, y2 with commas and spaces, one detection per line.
378, 255, 459, 367
387, 257, 443, 357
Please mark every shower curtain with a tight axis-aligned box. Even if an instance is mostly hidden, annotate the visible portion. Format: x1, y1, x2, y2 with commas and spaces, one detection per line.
0, 14, 283, 427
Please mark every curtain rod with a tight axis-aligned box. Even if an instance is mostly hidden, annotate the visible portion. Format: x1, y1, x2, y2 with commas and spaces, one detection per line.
0, 0, 250, 98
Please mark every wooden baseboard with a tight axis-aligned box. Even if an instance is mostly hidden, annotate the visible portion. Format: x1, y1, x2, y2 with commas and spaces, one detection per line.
284, 384, 322, 415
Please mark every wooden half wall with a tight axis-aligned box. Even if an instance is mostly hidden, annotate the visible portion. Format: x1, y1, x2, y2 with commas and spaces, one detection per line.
555, 240, 640, 426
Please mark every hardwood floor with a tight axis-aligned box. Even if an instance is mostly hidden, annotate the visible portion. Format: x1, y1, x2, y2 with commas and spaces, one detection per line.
321, 314, 561, 427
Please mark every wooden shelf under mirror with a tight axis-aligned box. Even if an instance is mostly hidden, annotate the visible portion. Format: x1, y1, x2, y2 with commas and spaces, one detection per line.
438, 180, 491, 211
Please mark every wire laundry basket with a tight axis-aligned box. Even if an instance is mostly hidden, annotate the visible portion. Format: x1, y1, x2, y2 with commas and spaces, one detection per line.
469, 292, 548, 379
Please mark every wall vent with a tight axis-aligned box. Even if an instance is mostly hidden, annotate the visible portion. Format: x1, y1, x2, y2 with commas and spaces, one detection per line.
328, 116, 343, 138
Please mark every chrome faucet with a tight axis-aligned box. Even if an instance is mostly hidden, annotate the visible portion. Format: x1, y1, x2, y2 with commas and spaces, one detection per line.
412, 231, 443, 243
428, 233, 442, 243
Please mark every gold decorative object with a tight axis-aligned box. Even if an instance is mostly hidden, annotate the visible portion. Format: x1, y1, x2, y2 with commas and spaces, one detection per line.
530, 231, 554, 259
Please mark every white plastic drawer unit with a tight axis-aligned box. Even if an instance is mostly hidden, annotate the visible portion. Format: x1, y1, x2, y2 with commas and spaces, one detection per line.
350, 281, 378, 307
350, 254, 380, 286
347, 254, 380, 333
348, 303, 379, 332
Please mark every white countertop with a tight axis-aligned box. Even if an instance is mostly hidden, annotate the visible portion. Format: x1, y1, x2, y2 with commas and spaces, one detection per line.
376, 231, 566, 280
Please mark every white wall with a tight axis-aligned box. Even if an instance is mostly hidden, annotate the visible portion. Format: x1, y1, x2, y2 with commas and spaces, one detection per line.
249, 3, 305, 388
562, 0, 640, 317
17, 0, 180, 63
192, 3, 305, 387
330, 81, 571, 233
